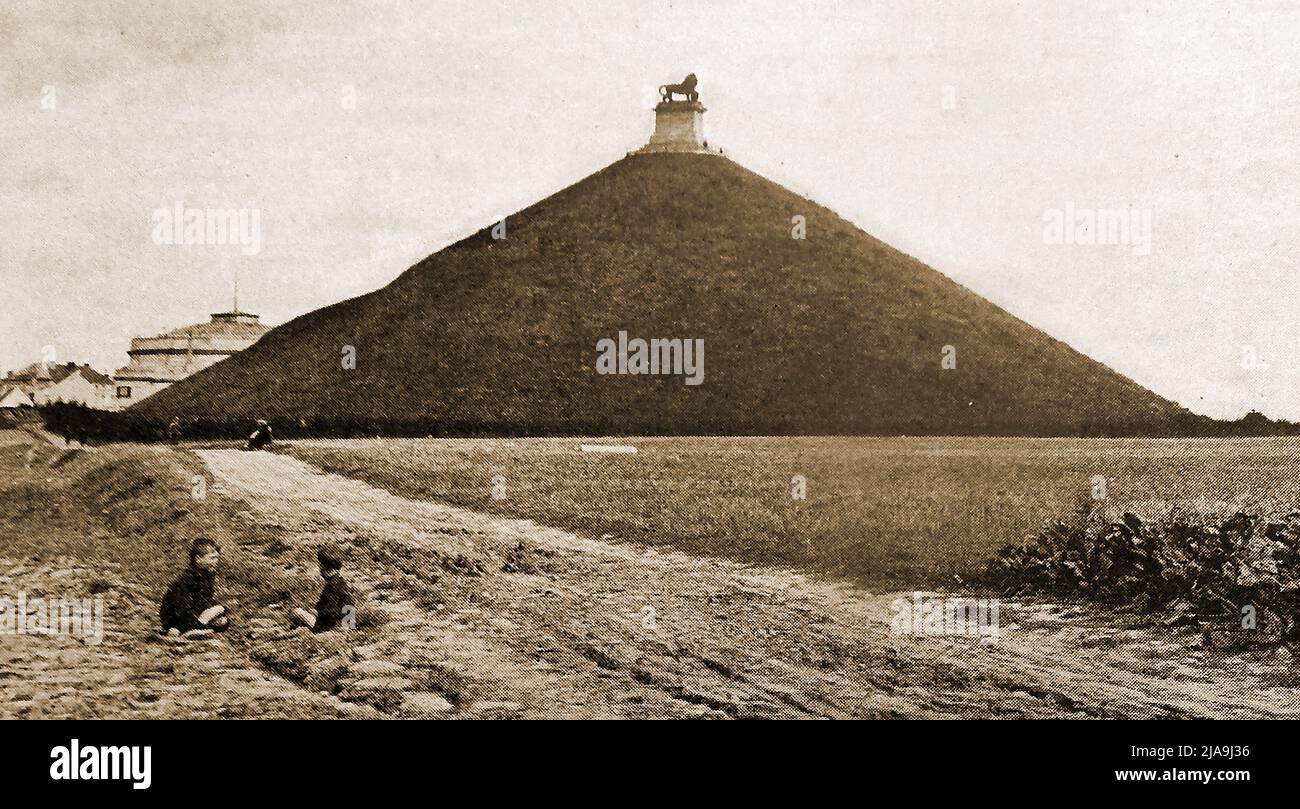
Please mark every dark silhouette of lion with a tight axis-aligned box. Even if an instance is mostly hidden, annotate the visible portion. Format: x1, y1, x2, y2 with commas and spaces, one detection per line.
659, 74, 699, 102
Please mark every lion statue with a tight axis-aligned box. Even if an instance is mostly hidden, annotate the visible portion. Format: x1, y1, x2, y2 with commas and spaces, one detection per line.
659, 73, 699, 102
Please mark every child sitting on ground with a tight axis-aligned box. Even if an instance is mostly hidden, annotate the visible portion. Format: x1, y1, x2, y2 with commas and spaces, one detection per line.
246, 419, 273, 451
290, 547, 356, 633
160, 538, 230, 635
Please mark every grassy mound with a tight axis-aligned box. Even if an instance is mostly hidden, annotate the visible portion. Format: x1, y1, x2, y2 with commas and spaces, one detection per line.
136, 152, 1192, 437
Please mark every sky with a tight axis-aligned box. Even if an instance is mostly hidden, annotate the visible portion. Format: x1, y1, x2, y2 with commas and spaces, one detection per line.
2, 0, 1297, 420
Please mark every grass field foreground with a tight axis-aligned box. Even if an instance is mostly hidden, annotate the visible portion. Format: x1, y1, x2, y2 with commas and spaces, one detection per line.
283, 435, 1300, 588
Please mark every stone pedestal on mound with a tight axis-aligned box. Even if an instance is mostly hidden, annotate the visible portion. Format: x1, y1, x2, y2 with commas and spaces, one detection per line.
639, 101, 718, 155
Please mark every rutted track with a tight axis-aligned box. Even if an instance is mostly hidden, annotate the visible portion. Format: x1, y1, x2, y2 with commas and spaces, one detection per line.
197, 449, 1300, 719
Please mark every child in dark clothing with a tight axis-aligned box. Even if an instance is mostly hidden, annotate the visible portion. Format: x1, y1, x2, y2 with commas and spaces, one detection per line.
291, 547, 355, 632
160, 538, 229, 634
246, 419, 273, 451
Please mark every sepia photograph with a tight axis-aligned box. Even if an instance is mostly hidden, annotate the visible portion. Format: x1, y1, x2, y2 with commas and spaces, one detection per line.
1, 0, 1293, 787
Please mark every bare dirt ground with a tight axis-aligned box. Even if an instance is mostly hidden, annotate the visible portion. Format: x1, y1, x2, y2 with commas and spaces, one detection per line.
188, 448, 1300, 719
0, 435, 371, 719
4, 434, 1297, 719
0, 554, 368, 719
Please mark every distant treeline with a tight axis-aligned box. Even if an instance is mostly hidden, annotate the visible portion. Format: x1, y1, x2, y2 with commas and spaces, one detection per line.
38, 402, 544, 443
33, 402, 1300, 443
1080, 410, 1300, 439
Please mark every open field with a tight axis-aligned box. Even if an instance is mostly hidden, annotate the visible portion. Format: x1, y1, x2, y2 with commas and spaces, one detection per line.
4, 435, 1300, 718
284, 436, 1300, 589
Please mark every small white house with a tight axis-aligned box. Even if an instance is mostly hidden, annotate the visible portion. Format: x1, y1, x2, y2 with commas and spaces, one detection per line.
29, 366, 118, 410
3, 362, 122, 411
0, 386, 35, 409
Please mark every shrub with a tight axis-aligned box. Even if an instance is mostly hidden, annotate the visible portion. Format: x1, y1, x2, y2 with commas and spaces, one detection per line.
982, 505, 1300, 642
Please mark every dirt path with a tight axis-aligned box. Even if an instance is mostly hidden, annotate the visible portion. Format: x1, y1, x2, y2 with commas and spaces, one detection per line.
197, 449, 1300, 719
0, 438, 384, 720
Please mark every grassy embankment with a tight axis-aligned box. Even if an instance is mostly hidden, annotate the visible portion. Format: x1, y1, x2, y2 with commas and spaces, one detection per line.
0, 438, 319, 617
0, 435, 399, 716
